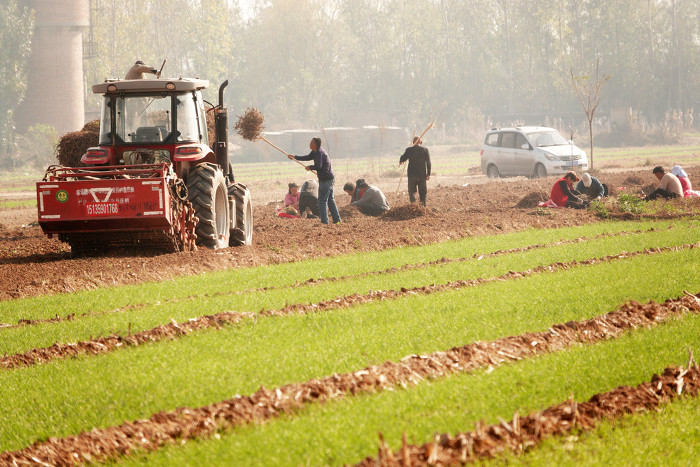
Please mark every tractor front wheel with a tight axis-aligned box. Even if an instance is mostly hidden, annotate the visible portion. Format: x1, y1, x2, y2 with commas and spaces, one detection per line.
187, 163, 230, 249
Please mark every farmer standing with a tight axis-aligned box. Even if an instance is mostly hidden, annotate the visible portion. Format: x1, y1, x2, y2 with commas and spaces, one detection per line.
289, 138, 341, 224
399, 136, 431, 206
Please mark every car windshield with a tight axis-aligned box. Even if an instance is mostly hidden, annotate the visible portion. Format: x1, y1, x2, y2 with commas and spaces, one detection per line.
527, 130, 569, 147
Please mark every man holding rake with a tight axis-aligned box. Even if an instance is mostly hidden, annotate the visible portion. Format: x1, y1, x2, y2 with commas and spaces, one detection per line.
399, 136, 432, 206
288, 138, 341, 225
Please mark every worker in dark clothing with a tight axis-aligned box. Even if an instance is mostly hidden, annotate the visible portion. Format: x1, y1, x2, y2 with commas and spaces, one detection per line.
550, 171, 589, 209
299, 179, 320, 218
576, 173, 607, 200
399, 136, 431, 206
125, 60, 159, 80
289, 138, 341, 224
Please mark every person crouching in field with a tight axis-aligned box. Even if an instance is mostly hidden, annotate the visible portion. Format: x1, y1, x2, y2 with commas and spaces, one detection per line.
343, 181, 361, 204
283, 182, 300, 215
576, 173, 607, 200
550, 171, 589, 209
644, 166, 683, 201
672, 165, 700, 197
351, 179, 390, 217
299, 179, 320, 218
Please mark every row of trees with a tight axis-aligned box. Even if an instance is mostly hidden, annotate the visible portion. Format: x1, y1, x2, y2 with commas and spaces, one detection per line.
2, 0, 700, 153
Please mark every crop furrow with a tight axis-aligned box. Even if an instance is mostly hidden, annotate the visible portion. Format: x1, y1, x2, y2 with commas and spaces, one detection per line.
353, 364, 700, 466
1, 243, 698, 370
0, 226, 676, 330
1, 292, 699, 465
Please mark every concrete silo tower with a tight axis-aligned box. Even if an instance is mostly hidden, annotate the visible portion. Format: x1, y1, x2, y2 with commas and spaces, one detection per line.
15, 0, 90, 135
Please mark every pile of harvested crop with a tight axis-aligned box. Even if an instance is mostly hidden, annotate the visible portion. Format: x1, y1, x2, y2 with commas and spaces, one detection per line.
55, 120, 100, 167
234, 107, 265, 141
206, 111, 216, 145
381, 204, 428, 221
623, 175, 644, 186
515, 191, 548, 208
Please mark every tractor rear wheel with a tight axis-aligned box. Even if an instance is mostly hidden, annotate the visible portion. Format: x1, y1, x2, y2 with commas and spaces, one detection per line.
187, 163, 230, 249
229, 183, 253, 246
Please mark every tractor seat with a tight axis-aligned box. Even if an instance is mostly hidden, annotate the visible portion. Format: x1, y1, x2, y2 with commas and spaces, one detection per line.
132, 126, 166, 143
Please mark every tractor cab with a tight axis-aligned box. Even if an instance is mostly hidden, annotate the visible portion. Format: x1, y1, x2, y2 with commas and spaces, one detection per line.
84, 78, 213, 171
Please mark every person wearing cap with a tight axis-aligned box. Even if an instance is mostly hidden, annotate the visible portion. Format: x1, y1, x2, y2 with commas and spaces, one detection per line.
299, 179, 320, 218
125, 60, 159, 80
399, 136, 431, 206
549, 171, 588, 208
343, 181, 362, 204
575, 173, 606, 200
351, 179, 390, 216
644, 166, 683, 201
283, 182, 300, 215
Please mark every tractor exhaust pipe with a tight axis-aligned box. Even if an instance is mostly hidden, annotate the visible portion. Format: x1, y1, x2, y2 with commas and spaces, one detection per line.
215, 80, 229, 176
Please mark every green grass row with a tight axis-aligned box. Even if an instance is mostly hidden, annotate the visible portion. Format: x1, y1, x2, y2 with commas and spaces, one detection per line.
119, 310, 700, 466
1, 249, 698, 452
0, 219, 690, 320
491, 396, 699, 466
2, 221, 697, 356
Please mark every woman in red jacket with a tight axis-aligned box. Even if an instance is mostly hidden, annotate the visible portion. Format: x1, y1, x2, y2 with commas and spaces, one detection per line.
550, 172, 589, 209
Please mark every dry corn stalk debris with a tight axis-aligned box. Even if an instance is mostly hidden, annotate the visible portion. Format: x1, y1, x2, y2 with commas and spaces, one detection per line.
2, 292, 699, 466
2, 242, 698, 371
355, 364, 700, 467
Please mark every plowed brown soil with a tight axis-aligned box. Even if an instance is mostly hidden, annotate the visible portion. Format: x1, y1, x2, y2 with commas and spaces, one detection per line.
1, 168, 698, 300
2, 292, 698, 466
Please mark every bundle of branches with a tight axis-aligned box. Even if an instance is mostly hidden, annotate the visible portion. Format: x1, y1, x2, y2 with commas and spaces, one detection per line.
55, 120, 100, 167
234, 107, 265, 141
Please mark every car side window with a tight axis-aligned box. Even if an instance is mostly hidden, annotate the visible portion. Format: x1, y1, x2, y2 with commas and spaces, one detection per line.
485, 133, 499, 146
515, 133, 529, 149
500, 132, 516, 148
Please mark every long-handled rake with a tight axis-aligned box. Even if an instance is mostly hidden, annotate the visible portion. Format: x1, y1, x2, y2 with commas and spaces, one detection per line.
234, 107, 314, 173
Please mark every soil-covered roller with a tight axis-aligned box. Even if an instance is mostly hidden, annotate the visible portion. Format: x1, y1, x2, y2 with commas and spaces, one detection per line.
187, 163, 230, 249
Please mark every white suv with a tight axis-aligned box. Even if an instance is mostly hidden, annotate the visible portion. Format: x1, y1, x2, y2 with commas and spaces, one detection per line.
480, 126, 588, 178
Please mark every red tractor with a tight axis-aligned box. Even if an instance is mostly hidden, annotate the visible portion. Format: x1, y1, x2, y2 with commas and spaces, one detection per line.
36, 78, 252, 255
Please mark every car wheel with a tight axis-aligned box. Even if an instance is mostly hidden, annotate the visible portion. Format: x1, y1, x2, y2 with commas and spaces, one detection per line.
533, 163, 547, 178
487, 165, 500, 179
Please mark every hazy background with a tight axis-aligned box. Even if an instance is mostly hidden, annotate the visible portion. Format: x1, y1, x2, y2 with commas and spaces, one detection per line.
2, 0, 700, 167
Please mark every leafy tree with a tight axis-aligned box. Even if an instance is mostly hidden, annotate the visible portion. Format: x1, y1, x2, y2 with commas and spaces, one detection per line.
0, 1, 34, 166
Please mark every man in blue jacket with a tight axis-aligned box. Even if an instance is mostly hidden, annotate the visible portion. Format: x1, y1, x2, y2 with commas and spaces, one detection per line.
289, 138, 341, 224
